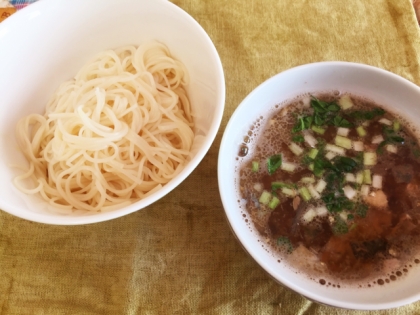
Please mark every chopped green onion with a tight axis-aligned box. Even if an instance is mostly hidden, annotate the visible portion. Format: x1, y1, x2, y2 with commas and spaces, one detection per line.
292, 135, 305, 143
259, 190, 271, 205
289, 143, 304, 156
277, 236, 293, 253
303, 133, 318, 147
292, 115, 313, 133
332, 116, 353, 128
363, 152, 377, 166
252, 161, 259, 172
299, 187, 311, 202
315, 179, 327, 193
349, 108, 385, 121
267, 154, 282, 175
316, 206, 328, 216
343, 185, 357, 200
268, 196, 280, 209
311, 125, 326, 135
339, 211, 349, 221
281, 162, 297, 172
386, 144, 397, 153
302, 208, 316, 224
345, 173, 356, 182
353, 141, 364, 151
272, 181, 294, 189
325, 143, 345, 155
301, 176, 315, 184
332, 216, 349, 234
335, 135, 352, 149
363, 169, 372, 184
360, 184, 370, 196
372, 174, 383, 189
338, 95, 354, 110
325, 151, 336, 160
308, 163, 314, 171
356, 171, 364, 184
337, 127, 350, 137
253, 183, 263, 192
281, 187, 296, 197
379, 118, 392, 126
393, 121, 400, 131
356, 126, 367, 137
302, 96, 311, 107
372, 135, 384, 144
308, 184, 321, 199
308, 148, 319, 159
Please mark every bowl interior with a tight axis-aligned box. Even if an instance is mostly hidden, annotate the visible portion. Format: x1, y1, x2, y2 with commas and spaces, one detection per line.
0, 0, 225, 224
218, 61, 420, 310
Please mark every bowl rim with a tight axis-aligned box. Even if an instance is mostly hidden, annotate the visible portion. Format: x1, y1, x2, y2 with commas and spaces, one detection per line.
0, 0, 225, 225
218, 61, 420, 310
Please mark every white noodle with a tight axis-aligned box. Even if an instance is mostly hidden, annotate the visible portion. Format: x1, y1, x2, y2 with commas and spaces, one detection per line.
14, 42, 194, 212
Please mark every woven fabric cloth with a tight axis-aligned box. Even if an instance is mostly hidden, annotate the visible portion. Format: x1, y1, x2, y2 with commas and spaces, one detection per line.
1, 0, 420, 314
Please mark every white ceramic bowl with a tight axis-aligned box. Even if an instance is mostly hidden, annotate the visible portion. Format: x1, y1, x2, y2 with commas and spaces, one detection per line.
218, 62, 420, 310
0, 0, 225, 224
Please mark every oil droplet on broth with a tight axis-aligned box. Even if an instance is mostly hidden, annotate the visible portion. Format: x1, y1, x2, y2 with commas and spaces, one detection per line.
238, 145, 248, 157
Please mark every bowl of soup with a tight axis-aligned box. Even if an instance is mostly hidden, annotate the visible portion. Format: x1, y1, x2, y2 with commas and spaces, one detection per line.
0, 0, 225, 224
218, 61, 420, 310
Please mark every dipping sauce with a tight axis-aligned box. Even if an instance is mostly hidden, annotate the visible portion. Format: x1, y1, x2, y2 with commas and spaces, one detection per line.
239, 93, 420, 283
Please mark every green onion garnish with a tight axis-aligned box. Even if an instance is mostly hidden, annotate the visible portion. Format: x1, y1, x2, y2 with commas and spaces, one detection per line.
299, 187, 311, 202
259, 191, 271, 205
252, 161, 259, 172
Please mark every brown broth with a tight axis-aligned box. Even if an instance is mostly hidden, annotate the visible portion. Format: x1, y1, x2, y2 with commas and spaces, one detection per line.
238, 93, 420, 286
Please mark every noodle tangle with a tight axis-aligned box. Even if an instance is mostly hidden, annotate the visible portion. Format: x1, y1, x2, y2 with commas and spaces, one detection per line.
14, 42, 194, 212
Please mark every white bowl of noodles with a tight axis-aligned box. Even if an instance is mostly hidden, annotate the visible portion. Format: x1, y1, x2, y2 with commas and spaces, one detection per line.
0, 0, 225, 224
218, 62, 420, 310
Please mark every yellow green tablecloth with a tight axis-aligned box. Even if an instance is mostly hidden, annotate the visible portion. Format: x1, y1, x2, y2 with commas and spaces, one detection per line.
1, 0, 420, 314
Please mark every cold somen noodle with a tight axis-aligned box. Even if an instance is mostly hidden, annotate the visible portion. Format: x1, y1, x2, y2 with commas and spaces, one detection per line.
14, 42, 194, 212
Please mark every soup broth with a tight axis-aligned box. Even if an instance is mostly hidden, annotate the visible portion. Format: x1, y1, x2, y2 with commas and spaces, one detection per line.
238, 93, 420, 286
